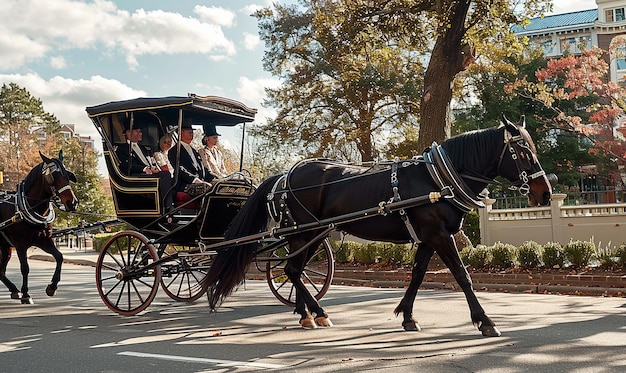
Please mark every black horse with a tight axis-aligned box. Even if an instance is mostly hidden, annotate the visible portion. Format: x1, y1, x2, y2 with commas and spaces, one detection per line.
206, 116, 552, 337
0, 151, 78, 303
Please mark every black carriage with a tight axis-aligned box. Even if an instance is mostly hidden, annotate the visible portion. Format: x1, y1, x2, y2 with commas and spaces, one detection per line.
86, 94, 334, 315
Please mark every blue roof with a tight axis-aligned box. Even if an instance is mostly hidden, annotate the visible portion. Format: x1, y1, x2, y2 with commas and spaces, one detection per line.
512, 9, 597, 33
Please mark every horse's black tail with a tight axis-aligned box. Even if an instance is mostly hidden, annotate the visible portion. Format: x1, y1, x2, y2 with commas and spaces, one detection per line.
206, 174, 283, 309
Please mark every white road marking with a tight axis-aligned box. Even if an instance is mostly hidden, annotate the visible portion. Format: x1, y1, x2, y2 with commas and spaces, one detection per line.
118, 351, 287, 369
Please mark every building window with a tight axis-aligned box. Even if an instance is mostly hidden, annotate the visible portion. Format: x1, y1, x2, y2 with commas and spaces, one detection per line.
530, 35, 555, 55
560, 35, 591, 55
606, 8, 626, 22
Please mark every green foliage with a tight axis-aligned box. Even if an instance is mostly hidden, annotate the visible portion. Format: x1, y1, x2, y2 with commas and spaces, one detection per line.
462, 210, 481, 246
460, 244, 490, 269
616, 244, 626, 267
517, 241, 542, 269
596, 244, 617, 269
542, 242, 565, 268
489, 242, 516, 269
563, 240, 596, 268
331, 240, 414, 266
93, 233, 117, 253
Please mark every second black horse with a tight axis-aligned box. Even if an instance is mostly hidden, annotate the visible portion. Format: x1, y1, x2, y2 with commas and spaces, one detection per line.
206, 115, 553, 337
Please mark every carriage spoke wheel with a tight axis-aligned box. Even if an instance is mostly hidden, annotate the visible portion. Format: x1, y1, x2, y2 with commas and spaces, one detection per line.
158, 245, 211, 302
95, 231, 160, 315
265, 238, 334, 307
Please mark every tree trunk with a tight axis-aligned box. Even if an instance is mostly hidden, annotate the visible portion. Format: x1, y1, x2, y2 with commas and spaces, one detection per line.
416, 0, 473, 151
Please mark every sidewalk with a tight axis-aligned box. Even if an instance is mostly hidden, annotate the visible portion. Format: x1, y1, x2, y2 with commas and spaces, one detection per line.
27, 244, 626, 297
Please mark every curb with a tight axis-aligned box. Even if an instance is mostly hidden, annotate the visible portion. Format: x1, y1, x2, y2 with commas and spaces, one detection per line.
29, 254, 626, 297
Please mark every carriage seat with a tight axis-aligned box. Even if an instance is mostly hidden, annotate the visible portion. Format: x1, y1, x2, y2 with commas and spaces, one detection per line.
174, 192, 200, 209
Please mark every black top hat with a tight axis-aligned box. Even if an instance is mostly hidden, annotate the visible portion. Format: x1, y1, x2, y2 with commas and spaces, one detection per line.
181, 117, 195, 130
203, 124, 221, 137
122, 117, 144, 131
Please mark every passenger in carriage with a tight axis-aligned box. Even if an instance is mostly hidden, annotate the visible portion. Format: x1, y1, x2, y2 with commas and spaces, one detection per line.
116, 118, 175, 212
153, 133, 174, 177
199, 124, 229, 179
168, 118, 214, 197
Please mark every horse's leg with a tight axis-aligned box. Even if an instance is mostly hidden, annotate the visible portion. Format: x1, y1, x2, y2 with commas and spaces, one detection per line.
38, 240, 63, 296
0, 246, 21, 299
436, 234, 500, 337
15, 248, 34, 304
393, 242, 434, 331
284, 238, 332, 329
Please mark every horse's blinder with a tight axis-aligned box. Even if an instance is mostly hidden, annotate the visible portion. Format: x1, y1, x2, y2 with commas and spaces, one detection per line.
497, 131, 546, 196
42, 160, 76, 203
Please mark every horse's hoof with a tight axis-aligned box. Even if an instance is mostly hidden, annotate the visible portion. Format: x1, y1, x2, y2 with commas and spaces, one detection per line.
480, 325, 501, 337
46, 284, 57, 297
11, 292, 20, 299
21, 297, 34, 304
314, 316, 333, 328
402, 320, 421, 332
300, 316, 317, 329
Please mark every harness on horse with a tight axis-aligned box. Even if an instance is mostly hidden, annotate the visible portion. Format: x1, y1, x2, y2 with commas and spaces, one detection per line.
423, 143, 485, 213
263, 128, 546, 244
0, 165, 59, 246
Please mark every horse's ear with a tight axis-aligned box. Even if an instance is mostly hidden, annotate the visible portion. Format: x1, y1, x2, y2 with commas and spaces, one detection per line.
500, 113, 522, 133
39, 151, 51, 163
516, 115, 526, 129
58, 150, 64, 162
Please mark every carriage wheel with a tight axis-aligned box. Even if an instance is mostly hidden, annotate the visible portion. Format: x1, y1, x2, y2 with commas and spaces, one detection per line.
266, 238, 334, 307
95, 231, 161, 316
159, 245, 211, 302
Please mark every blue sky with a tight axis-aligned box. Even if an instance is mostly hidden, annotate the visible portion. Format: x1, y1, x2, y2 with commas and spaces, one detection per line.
0, 0, 596, 174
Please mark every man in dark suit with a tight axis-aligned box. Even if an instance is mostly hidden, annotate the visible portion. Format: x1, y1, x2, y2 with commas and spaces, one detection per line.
169, 118, 214, 196
116, 117, 174, 211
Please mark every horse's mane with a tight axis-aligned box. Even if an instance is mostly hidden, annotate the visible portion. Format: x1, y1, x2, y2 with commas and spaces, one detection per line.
22, 162, 44, 192
441, 126, 503, 173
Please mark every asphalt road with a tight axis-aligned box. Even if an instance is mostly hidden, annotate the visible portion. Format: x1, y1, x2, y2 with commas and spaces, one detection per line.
1, 256, 625, 372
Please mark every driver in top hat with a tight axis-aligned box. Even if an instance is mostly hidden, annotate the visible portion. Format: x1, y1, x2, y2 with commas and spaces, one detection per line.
169, 117, 214, 196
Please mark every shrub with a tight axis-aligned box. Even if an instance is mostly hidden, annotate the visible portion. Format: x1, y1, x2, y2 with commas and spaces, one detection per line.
461, 244, 489, 269
489, 242, 516, 269
461, 210, 481, 246
615, 244, 626, 267
542, 242, 564, 268
332, 240, 357, 263
596, 243, 617, 268
517, 241, 542, 269
563, 240, 596, 268
93, 233, 117, 253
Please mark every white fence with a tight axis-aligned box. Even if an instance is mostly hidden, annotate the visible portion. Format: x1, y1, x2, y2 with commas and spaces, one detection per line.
478, 194, 626, 247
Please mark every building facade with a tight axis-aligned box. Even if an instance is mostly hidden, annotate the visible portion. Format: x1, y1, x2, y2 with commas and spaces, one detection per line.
513, 0, 626, 83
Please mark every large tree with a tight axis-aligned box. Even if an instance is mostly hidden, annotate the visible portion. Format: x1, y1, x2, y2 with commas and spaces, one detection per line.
0, 83, 114, 227
253, 0, 552, 163
254, 0, 423, 163
0, 83, 60, 177
507, 46, 626, 189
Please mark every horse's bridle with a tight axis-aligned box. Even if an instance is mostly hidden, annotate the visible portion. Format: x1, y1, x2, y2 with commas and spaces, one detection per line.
496, 130, 546, 196
42, 160, 75, 208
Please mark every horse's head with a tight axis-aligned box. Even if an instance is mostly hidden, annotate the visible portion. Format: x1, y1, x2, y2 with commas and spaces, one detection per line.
497, 115, 553, 207
40, 150, 79, 212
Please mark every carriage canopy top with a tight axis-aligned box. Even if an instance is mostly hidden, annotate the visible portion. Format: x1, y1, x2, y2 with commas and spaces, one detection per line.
85, 94, 257, 127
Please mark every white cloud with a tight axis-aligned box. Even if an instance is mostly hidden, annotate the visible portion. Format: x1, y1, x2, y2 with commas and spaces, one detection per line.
0, 0, 237, 71
551, 0, 596, 14
243, 32, 260, 50
50, 56, 67, 69
237, 76, 280, 124
193, 5, 236, 27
